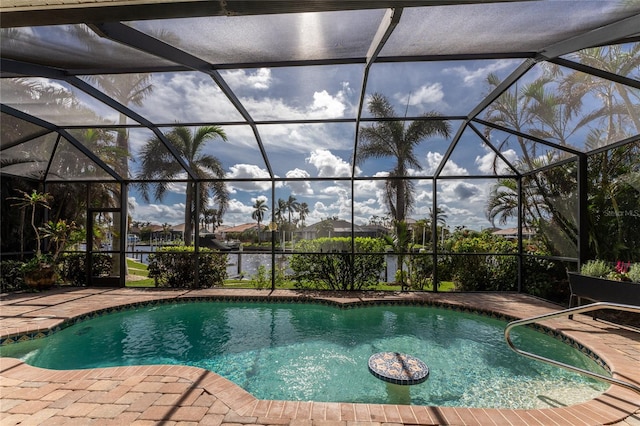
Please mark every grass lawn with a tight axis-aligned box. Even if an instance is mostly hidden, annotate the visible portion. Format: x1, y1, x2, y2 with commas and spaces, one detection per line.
125, 258, 155, 287
124, 257, 457, 291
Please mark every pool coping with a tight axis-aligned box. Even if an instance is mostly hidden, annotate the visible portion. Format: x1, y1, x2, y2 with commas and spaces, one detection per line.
1, 288, 639, 425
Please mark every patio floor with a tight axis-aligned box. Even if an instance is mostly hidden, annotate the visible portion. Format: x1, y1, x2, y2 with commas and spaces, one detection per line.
1, 288, 639, 425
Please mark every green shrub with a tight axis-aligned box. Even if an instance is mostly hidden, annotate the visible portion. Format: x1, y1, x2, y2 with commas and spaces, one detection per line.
521, 248, 564, 298
148, 246, 227, 288
252, 264, 269, 289
1, 260, 25, 292
59, 253, 113, 285
580, 260, 611, 278
408, 253, 433, 290
449, 231, 517, 291
627, 263, 640, 283
290, 237, 385, 290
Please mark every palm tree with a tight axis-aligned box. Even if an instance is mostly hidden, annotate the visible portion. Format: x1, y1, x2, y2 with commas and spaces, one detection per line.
136, 126, 229, 246
274, 198, 287, 224
201, 207, 217, 232
84, 73, 153, 277
284, 195, 300, 242
251, 198, 269, 242
428, 207, 447, 228
384, 220, 412, 290
274, 198, 287, 243
357, 93, 451, 221
298, 202, 310, 228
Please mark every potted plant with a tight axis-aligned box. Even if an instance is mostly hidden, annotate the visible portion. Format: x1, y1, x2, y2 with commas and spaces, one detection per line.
10, 190, 77, 289
568, 260, 640, 307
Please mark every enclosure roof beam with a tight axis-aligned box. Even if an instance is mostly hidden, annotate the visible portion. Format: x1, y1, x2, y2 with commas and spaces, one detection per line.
473, 118, 583, 156
539, 13, 640, 60
91, 22, 274, 178
550, 57, 640, 90
353, 7, 403, 177
1, 0, 526, 28
1, 58, 197, 180
0, 104, 124, 182
467, 122, 521, 177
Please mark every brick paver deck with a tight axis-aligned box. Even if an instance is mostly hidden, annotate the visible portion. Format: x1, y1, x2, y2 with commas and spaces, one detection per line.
1, 288, 639, 425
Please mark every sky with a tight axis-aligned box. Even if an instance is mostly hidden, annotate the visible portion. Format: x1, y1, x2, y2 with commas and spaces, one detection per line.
114, 58, 530, 231
5, 23, 630, 234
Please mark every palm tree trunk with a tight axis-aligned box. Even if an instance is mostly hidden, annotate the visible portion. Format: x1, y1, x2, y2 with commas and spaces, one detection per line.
184, 181, 194, 246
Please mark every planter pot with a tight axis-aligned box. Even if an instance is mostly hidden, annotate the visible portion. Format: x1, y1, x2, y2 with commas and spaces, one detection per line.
23, 265, 57, 289
568, 272, 640, 306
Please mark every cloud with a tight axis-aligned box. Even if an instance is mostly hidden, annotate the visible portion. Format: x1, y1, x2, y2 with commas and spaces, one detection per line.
442, 60, 518, 87
310, 90, 347, 117
475, 148, 518, 174
222, 68, 272, 90
306, 149, 354, 177
128, 196, 184, 224
136, 73, 240, 122
240, 87, 350, 122
226, 164, 272, 192
285, 168, 314, 195
395, 83, 444, 106
439, 181, 482, 203
424, 151, 468, 176
453, 182, 479, 200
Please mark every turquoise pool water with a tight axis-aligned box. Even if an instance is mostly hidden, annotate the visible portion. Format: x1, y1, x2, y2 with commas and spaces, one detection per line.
1, 302, 609, 408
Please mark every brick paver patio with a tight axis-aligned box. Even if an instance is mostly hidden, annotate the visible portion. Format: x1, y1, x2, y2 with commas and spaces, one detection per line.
1, 288, 639, 425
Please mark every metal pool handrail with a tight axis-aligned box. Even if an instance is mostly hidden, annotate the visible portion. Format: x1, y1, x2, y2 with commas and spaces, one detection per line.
504, 301, 640, 395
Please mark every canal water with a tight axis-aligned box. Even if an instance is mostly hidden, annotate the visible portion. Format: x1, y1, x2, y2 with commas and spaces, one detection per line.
127, 245, 398, 281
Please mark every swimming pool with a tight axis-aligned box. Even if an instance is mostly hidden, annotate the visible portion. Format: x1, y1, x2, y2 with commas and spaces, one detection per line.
0, 300, 609, 408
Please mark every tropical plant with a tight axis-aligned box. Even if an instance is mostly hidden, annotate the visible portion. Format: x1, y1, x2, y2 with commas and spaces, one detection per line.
40, 219, 79, 262
137, 126, 230, 246
9, 189, 52, 256
384, 220, 412, 290
484, 45, 640, 260
251, 198, 269, 242
357, 93, 451, 221
298, 202, 310, 227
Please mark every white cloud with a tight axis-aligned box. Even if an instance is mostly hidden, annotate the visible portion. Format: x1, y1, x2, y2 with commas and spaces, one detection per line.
306, 149, 354, 177
251, 195, 268, 204
475, 148, 518, 174
442, 60, 518, 87
285, 168, 314, 195
395, 83, 444, 106
222, 68, 272, 90
226, 164, 272, 192
137, 73, 239, 122
424, 152, 468, 176
309, 90, 346, 117
128, 196, 185, 225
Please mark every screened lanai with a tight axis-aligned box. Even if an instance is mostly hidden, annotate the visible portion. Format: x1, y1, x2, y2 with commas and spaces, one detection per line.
1, 0, 639, 293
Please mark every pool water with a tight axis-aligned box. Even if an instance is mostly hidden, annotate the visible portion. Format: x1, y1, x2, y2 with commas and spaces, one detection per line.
0, 302, 609, 408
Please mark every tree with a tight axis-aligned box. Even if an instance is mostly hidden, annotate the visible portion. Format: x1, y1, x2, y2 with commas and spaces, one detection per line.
84, 72, 154, 277
285, 195, 300, 241
251, 198, 269, 242
298, 202, 310, 228
484, 45, 640, 258
357, 93, 451, 221
384, 220, 412, 290
136, 126, 229, 246
9, 190, 51, 256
